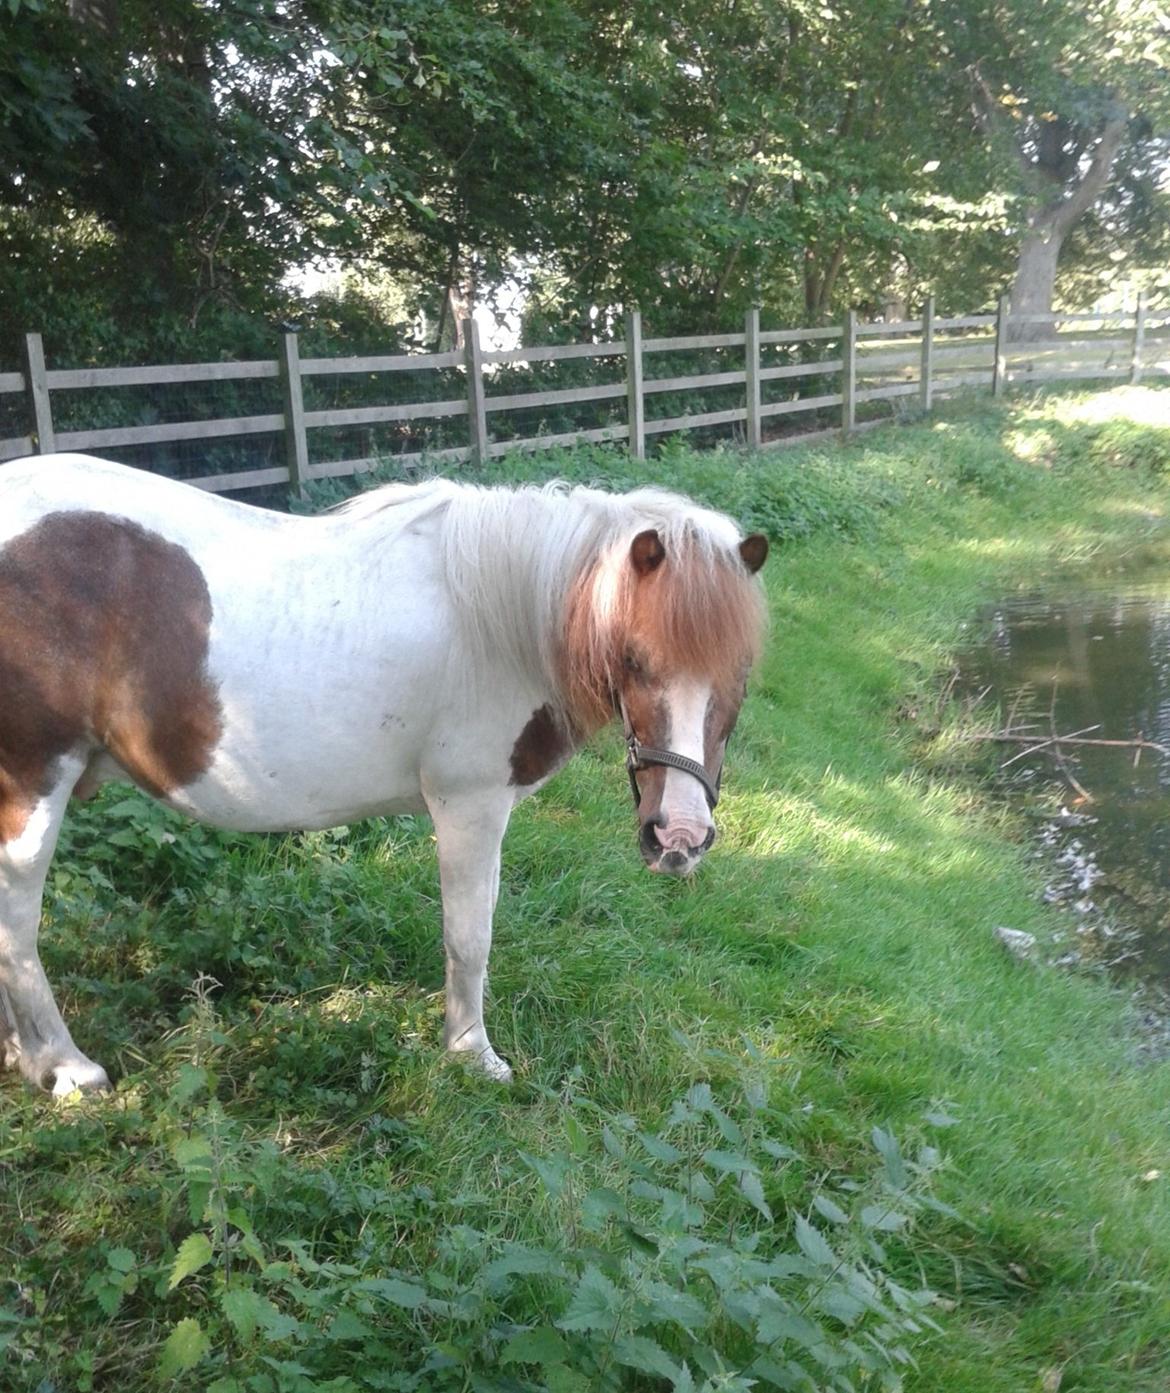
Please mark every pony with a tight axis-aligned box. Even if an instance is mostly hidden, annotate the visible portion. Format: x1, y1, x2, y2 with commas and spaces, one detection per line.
0, 452, 767, 1093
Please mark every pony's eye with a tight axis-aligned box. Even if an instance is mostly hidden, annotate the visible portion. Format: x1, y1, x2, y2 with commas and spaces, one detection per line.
623, 651, 645, 677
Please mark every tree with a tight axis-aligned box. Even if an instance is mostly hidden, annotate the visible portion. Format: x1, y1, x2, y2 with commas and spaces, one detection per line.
947, 1, 1170, 331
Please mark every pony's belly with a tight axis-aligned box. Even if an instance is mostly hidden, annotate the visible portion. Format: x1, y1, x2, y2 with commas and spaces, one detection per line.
165, 713, 431, 832
174, 743, 428, 832
169, 787, 427, 833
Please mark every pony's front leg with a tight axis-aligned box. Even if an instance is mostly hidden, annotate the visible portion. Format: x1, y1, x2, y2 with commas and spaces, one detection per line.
427, 792, 513, 1082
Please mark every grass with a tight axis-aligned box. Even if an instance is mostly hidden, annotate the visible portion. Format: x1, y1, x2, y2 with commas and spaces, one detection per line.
5, 384, 1170, 1390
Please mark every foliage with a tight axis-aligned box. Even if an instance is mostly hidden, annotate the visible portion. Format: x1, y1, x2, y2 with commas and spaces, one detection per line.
3, 1, 1167, 368
36, 995, 945, 1392
6, 389, 1170, 1391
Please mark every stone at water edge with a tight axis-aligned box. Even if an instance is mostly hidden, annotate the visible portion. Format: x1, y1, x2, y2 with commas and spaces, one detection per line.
994, 926, 1038, 961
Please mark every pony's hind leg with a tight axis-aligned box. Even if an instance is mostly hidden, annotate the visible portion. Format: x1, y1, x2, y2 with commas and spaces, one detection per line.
0, 763, 110, 1094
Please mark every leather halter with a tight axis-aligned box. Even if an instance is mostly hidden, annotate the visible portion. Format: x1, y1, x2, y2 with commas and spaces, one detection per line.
618, 694, 722, 811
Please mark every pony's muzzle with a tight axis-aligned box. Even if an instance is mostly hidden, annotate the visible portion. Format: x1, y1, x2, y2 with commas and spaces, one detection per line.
639, 816, 715, 876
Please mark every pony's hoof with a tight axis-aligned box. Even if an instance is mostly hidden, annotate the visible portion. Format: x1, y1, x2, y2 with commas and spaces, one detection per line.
451, 1046, 513, 1083
479, 1049, 514, 1084
45, 1058, 111, 1096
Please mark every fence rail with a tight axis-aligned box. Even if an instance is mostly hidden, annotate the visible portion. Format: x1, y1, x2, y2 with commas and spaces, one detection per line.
2, 295, 1167, 497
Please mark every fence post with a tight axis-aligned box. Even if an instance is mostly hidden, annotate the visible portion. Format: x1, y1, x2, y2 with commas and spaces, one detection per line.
1130, 290, 1147, 385
278, 329, 309, 498
462, 317, 488, 464
841, 310, 857, 439
626, 309, 645, 461
745, 306, 762, 448
993, 293, 1009, 398
22, 332, 54, 454
919, 294, 935, 414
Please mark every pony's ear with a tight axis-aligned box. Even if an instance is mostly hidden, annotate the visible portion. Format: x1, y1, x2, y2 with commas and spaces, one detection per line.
630, 529, 666, 576
739, 533, 769, 574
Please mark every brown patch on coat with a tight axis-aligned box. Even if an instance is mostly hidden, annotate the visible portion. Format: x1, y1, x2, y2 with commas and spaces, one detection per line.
0, 511, 223, 840
510, 704, 572, 786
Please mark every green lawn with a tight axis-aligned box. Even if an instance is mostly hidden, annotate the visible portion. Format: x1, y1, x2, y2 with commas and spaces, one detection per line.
4, 385, 1170, 1392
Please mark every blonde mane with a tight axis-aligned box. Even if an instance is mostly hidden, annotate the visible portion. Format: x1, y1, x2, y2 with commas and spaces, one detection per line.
343, 478, 766, 729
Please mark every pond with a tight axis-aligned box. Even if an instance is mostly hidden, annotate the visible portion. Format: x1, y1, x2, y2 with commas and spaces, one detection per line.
958, 578, 1170, 991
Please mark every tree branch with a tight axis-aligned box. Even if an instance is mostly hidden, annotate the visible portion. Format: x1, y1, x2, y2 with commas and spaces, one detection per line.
1046, 113, 1128, 237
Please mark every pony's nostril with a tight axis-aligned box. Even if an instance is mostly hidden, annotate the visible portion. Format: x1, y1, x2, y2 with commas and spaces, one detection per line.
639, 817, 666, 858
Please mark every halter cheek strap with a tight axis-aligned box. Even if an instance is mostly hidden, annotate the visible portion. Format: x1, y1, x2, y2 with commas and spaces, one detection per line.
618, 695, 722, 811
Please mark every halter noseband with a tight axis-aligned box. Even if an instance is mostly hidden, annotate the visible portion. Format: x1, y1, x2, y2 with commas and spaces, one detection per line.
618, 695, 722, 812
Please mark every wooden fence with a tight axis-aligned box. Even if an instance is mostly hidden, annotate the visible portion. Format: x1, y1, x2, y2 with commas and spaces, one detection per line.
2, 294, 1166, 498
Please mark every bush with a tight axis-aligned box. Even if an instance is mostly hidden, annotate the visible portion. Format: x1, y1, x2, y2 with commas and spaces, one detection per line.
109, 1006, 950, 1393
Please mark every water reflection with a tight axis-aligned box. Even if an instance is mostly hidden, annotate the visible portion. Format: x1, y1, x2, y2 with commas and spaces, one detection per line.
960, 582, 1170, 986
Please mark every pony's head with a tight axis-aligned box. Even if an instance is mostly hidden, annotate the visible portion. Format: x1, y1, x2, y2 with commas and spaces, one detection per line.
564, 518, 768, 877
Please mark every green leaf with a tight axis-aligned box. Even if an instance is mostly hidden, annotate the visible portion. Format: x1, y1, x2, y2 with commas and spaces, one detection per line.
95, 1279, 123, 1318
871, 1127, 908, 1189
482, 1245, 567, 1284
660, 1188, 705, 1230
638, 1130, 684, 1163
690, 1171, 716, 1202
556, 1265, 622, 1332
613, 1333, 680, 1381
327, 1309, 377, 1342
601, 1125, 626, 1159
107, 1247, 136, 1273
520, 1151, 570, 1197
794, 1214, 837, 1267
860, 1205, 909, 1232
157, 1317, 210, 1379
186, 1181, 211, 1228
739, 1169, 774, 1221
702, 1148, 760, 1175
762, 1139, 800, 1162
500, 1326, 571, 1366
643, 1280, 710, 1333
170, 1064, 209, 1106
756, 1302, 825, 1351
812, 1194, 850, 1225
547, 1368, 592, 1393
221, 1288, 269, 1344
817, 1282, 866, 1325
353, 1276, 428, 1309
744, 1354, 808, 1390
168, 1232, 214, 1290
172, 1135, 214, 1170
564, 1112, 589, 1156
923, 1108, 959, 1128
581, 1187, 627, 1229
222, 1288, 303, 1344
671, 1363, 697, 1393
744, 1078, 768, 1112
619, 1221, 659, 1255
685, 1082, 715, 1112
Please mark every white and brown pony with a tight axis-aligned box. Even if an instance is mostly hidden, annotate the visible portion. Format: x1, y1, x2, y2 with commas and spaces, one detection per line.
0, 452, 767, 1093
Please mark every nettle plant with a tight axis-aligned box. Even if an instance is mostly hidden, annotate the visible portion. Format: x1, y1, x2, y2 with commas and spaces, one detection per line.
129, 1000, 955, 1393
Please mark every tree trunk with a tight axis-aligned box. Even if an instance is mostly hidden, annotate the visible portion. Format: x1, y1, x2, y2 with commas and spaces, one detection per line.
1009, 229, 1063, 341
1007, 113, 1128, 342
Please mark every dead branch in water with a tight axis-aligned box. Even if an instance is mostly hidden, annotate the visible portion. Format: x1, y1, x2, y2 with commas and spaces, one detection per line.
976, 732, 1170, 756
